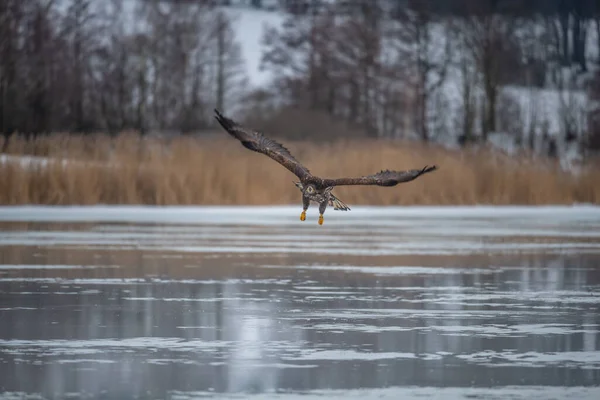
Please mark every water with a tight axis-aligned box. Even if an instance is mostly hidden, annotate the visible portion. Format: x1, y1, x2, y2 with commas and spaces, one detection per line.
0, 206, 599, 399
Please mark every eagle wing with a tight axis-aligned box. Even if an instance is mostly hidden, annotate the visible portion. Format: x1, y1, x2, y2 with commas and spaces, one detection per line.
322, 165, 438, 187
214, 109, 311, 180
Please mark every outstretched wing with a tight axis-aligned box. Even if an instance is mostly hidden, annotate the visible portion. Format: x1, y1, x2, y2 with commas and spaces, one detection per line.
322, 165, 438, 187
214, 109, 311, 180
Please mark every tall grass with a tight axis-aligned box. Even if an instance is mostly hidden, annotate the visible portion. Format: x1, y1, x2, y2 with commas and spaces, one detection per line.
0, 133, 598, 206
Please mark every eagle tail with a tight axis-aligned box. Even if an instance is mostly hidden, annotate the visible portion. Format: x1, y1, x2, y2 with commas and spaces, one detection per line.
329, 193, 351, 211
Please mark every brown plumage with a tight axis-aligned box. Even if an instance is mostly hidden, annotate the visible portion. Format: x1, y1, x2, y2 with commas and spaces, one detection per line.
214, 109, 438, 225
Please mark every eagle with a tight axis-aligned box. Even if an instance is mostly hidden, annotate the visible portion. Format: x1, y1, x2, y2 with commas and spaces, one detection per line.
214, 109, 438, 225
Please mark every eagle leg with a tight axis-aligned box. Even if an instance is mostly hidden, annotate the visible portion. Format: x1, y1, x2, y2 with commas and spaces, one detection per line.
318, 201, 327, 226
300, 194, 309, 222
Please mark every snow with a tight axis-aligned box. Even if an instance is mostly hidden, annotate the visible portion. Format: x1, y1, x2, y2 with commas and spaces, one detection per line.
0, 154, 55, 168
0, 154, 114, 169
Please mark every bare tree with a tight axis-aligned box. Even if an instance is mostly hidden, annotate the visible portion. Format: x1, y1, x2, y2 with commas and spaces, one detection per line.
391, 0, 451, 142
518, 15, 548, 150
62, 0, 102, 132
458, 9, 516, 141
452, 21, 478, 146
261, 4, 338, 111
0, 0, 249, 136
0, 0, 27, 135
141, 1, 231, 132
262, 1, 387, 137
1, 0, 597, 157
330, 1, 384, 136
210, 10, 247, 116
594, 1, 600, 66
587, 71, 600, 155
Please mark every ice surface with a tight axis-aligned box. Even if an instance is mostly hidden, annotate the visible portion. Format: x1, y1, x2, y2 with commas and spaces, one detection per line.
1, 205, 598, 256
0, 264, 116, 270
1, 205, 599, 398
1, 204, 598, 223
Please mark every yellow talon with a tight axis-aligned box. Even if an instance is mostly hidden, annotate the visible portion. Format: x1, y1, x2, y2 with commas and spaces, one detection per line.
300, 211, 306, 221
318, 214, 324, 225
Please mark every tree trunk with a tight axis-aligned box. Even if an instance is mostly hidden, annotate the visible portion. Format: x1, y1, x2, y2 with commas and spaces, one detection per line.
418, 82, 429, 142
597, 19, 600, 66
216, 12, 226, 113
559, 9, 570, 65
484, 82, 496, 141
136, 67, 147, 135
461, 53, 474, 146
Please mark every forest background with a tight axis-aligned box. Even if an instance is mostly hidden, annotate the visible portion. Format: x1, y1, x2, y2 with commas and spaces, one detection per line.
1, 0, 599, 205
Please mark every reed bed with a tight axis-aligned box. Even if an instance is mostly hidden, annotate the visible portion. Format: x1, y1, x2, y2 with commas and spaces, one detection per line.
0, 133, 598, 206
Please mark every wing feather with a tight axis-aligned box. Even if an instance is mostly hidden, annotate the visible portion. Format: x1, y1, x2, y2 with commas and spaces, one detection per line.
323, 165, 438, 187
214, 109, 311, 180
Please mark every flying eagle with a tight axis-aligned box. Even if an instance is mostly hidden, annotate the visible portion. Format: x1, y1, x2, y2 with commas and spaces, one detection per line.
214, 109, 438, 225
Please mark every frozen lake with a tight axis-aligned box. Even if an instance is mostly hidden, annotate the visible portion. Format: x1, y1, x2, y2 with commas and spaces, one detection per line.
0, 206, 599, 399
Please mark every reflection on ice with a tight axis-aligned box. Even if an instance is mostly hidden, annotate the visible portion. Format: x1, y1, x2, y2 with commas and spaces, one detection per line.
282, 349, 443, 361
307, 323, 597, 337
457, 350, 600, 369
262, 264, 502, 275
0, 337, 233, 355
164, 386, 600, 400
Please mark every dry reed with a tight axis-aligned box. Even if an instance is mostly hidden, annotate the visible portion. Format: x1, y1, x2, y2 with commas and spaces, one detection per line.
0, 133, 598, 206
